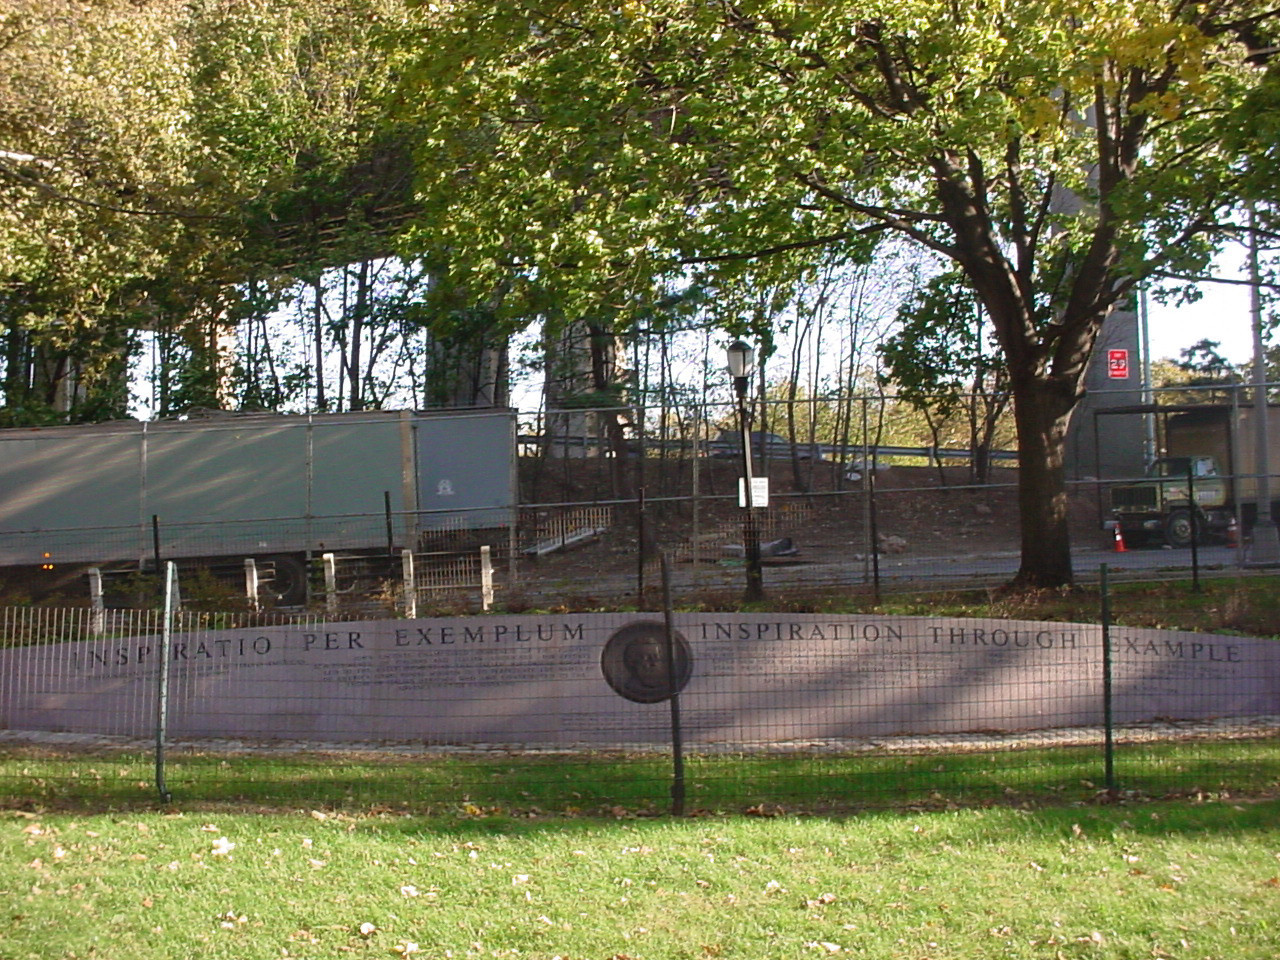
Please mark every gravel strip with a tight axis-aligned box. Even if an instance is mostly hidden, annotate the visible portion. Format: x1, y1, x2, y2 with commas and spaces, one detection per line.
2, 715, 1276, 758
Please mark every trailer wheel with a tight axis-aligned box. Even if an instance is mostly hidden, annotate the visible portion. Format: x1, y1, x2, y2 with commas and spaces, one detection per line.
263, 554, 308, 605
1164, 509, 1196, 548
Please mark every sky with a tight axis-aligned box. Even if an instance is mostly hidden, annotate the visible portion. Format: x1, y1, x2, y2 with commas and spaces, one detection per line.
1144, 243, 1257, 365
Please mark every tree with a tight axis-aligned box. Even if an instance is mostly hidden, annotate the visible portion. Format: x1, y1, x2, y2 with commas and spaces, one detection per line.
0, 0, 204, 419
880, 270, 1011, 484
1, 1, 442, 420
398, 0, 1276, 587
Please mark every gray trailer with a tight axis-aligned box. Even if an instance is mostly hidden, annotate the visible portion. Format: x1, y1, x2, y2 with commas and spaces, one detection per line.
0, 408, 516, 602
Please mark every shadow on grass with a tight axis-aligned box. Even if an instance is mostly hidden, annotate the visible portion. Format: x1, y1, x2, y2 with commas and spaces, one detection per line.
3, 738, 1276, 830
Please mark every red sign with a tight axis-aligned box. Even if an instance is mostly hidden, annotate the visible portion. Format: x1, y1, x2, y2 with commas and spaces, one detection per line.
1107, 349, 1129, 380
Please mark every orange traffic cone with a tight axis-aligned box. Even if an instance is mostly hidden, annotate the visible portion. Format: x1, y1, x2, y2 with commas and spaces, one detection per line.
1113, 524, 1127, 552
1227, 516, 1240, 547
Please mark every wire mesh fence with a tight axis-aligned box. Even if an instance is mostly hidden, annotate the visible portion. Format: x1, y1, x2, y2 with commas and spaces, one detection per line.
2, 601, 1276, 812
2, 389, 1279, 811
7, 384, 1280, 613
3, 466, 1277, 616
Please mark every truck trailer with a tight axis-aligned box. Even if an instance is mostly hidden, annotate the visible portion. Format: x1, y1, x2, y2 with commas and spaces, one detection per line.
1109, 403, 1280, 547
0, 407, 517, 602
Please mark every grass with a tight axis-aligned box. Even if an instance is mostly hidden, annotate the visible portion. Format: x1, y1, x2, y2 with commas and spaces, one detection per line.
775, 575, 1280, 639
3, 797, 1279, 960
3, 578, 1278, 958
539, 575, 1280, 640
4, 737, 1278, 814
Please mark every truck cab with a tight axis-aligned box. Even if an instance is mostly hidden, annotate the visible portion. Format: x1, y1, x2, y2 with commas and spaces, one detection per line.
1110, 455, 1231, 547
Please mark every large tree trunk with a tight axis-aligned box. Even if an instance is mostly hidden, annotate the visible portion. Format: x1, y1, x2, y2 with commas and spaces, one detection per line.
964, 266, 1098, 589
1009, 375, 1077, 588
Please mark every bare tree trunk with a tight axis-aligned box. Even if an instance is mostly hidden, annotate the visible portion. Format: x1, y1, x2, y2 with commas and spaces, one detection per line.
785, 302, 812, 493
923, 405, 948, 487
312, 276, 328, 411
347, 259, 370, 411
587, 321, 633, 499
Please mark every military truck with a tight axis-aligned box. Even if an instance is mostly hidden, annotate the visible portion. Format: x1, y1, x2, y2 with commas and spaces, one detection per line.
0, 407, 516, 602
1109, 404, 1280, 547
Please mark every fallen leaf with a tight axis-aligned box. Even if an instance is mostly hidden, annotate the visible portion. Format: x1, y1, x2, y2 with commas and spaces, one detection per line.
805, 941, 842, 953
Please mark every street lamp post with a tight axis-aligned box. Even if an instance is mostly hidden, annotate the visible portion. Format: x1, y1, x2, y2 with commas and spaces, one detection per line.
1248, 202, 1280, 564
727, 340, 764, 602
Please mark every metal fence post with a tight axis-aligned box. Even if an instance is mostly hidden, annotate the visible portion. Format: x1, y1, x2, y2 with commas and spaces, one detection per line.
637, 486, 647, 606
401, 548, 417, 619
155, 561, 176, 803
1187, 462, 1201, 591
323, 552, 338, 616
1100, 563, 1116, 795
87, 567, 105, 637
660, 553, 685, 816
480, 545, 494, 612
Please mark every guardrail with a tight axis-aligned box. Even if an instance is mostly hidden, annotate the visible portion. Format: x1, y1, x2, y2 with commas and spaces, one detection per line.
519, 434, 1019, 463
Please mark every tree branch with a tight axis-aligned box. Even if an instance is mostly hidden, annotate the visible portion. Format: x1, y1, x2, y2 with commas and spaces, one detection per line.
0, 158, 226, 221
676, 224, 888, 265
794, 170, 956, 257
1153, 268, 1280, 291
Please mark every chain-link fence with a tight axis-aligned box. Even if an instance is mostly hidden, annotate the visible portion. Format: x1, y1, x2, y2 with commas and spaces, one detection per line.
2, 468, 1266, 616
6, 386, 1280, 612
2, 389, 1279, 810
2, 594, 1276, 812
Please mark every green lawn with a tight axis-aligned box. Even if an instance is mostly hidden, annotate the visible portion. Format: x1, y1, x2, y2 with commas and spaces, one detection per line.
4, 577, 1279, 958
4, 737, 1278, 814
3, 797, 1279, 960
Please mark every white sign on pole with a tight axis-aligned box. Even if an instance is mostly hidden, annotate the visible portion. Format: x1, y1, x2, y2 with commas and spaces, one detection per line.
738, 477, 770, 508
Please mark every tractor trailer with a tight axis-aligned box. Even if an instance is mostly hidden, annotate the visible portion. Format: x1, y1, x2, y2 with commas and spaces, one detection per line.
0, 407, 517, 602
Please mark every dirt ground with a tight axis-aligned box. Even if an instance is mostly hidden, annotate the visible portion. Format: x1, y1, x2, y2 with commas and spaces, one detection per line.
516, 458, 1108, 588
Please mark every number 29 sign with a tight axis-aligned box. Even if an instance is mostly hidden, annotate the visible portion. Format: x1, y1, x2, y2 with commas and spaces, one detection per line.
1107, 349, 1130, 380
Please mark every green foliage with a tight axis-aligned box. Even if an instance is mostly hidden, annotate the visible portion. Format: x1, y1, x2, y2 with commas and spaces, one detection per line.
879, 270, 1013, 478
1146, 340, 1243, 404
881, 271, 1002, 410
1, 0, 427, 421
394, 0, 1275, 584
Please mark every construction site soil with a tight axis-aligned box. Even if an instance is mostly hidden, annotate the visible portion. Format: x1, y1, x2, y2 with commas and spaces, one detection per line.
515, 458, 1107, 598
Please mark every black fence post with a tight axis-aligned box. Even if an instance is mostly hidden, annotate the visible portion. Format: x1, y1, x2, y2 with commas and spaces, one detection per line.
1187, 463, 1201, 592
151, 514, 162, 573
869, 463, 881, 604
661, 554, 685, 816
384, 491, 394, 555
1100, 563, 1116, 795
637, 487, 647, 607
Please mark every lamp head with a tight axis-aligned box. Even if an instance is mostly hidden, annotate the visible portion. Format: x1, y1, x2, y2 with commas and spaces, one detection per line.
726, 340, 754, 380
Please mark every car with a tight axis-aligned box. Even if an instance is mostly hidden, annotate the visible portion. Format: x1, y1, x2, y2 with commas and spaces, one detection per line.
709, 430, 825, 461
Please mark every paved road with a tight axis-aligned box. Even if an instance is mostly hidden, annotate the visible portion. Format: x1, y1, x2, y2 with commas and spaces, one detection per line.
522, 543, 1259, 605
875, 544, 1248, 588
